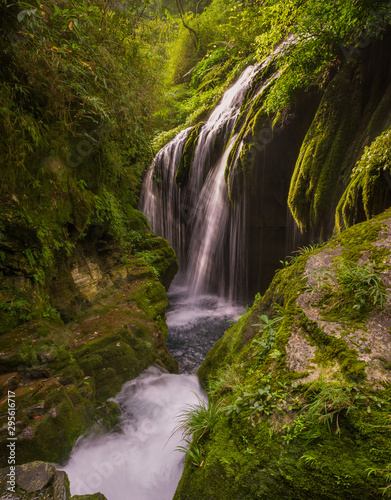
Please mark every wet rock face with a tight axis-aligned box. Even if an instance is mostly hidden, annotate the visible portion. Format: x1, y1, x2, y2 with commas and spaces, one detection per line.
0, 462, 107, 500
243, 91, 321, 297
48, 233, 177, 322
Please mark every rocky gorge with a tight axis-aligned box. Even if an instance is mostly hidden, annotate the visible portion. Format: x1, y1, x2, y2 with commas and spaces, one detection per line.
1, 1, 391, 499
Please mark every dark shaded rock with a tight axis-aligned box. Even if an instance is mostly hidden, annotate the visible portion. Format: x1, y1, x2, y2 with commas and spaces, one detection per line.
0, 462, 106, 499
15, 461, 55, 493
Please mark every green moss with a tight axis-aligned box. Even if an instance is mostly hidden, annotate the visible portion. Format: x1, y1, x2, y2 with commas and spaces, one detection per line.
288, 65, 361, 236
72, 494, 107, 500
136, 234, 178, 290
300, 315, 367, 383
331, 208, 391, 265
73, 326, 161, 400
14, 385, 94, 465
175, 123, 203, 188
336, 127, 391, 231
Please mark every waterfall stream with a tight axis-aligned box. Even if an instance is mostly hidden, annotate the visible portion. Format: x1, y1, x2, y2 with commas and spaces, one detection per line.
62, 63, 268, 499
64, 366, 205, 500
140, 63, 262, 301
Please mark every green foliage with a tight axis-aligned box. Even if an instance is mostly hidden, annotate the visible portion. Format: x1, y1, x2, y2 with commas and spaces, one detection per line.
0, 299, 32, 322
280, 243, 325, 268
308, 259, 390, 319
251, 314, 283, 363
284, 379, 388, 443
208, 365, 244, 397
222, 376, 300, 417
156, 0, 391, 145
176, 439, 204, 467
174, 394, 222, 442
367, 464, 391, 496
190, 46, 229, 89
258, 0, 391, 112
0, 0, 161, 190
135, 250, 161, 278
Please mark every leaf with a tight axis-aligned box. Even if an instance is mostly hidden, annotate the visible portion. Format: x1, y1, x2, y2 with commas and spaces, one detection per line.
17, 10, 27, 22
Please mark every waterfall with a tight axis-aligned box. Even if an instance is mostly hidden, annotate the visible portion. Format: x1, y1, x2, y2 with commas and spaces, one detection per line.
140, 65, 262, 300
139, 128, 191, 267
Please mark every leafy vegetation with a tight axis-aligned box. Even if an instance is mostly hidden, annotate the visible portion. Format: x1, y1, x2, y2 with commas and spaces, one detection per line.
251, 314, 283, 363
176, 439, 204, 467
284, 379, 388, 443
152, 0, 391, 142
222, 376, 300, 417
308, 258, 390, 319
1, 0, 162, 190
173, 394, 222, 467
174, 394, 222, 442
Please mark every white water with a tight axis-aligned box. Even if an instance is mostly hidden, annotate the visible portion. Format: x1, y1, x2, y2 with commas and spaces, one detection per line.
63, 366, 205, 500
140, 65, 261, 301
139, 128, 191, 267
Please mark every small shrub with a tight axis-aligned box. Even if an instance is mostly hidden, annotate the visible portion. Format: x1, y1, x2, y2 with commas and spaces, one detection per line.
251, 314, 283, 363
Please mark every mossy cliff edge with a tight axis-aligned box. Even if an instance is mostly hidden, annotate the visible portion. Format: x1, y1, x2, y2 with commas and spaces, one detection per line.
0, 219, 178, 466
174, 208, 391, 499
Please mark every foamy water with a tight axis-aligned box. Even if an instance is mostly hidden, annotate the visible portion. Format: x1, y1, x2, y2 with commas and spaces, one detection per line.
63, 366, 205, 500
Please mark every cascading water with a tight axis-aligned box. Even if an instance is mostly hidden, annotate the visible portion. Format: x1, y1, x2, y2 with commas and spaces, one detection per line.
62, 62, 275, 500
140, 64, 262, 301
140, 128, 191, 267
63, 366, 205, 500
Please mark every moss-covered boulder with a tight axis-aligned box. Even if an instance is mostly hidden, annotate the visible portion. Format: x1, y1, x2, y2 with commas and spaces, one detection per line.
336, 127, 391, 231
174, 208, 391, 499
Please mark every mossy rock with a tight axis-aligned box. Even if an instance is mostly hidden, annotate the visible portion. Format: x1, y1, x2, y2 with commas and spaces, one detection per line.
72, 494, 107, 500
175, 209, 391, 499
73, 330, 156, 401
336, 127, 391, 231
